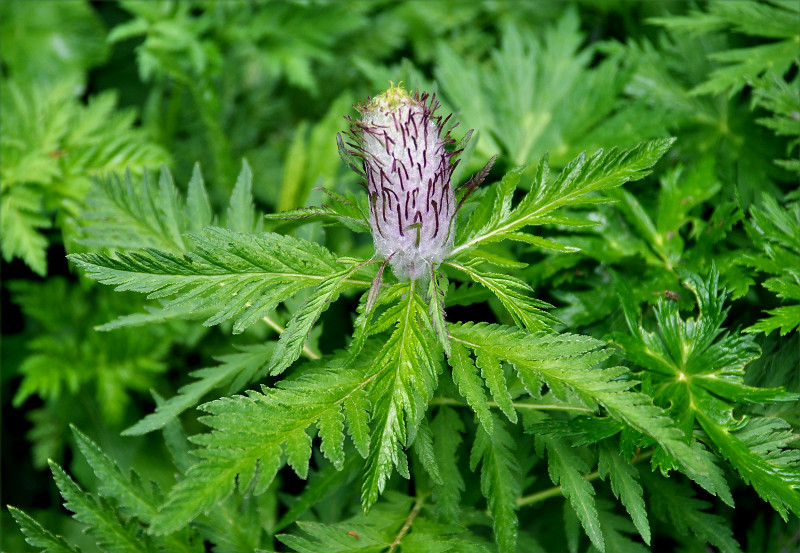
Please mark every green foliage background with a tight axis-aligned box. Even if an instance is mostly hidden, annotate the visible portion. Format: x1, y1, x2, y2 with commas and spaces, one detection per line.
2, 1, 798, 552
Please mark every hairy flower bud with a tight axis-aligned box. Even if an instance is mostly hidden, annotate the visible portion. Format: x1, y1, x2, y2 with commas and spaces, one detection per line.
339, 86, 470, 281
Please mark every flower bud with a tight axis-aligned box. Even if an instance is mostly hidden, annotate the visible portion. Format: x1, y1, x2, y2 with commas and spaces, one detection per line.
339, 85, 462, 281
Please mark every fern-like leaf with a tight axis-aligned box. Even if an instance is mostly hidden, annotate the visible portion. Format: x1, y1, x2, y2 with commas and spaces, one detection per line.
124, 344, 274, 436
264, 188, 370, 234
452, 139, 675, 257
49, 460, 157, 553
430, 406, 466, 522
451, 322, 733, 504
449, 340, 493, 434
7, 506, 80, 553
537, 436, 603, 552
69, 227, 366, 335
598, 444, 650, 545
470, 414, 521, 553
0, 78, 167, 274
696, 404, 800, 521
151, 352, 376, 534
647, 474, 743, 553
362, 284, 441, 510
447, 260, 556, 331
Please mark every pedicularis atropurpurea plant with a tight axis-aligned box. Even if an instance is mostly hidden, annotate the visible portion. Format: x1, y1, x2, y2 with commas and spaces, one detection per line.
5, 3, 800, 553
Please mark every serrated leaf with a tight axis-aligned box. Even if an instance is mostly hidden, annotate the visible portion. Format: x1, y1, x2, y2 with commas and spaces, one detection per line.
269, 263, 364, 375
318, 405, 346, 470
0, 185, 50, 275
343, 389, 371, 458
449, 341, 493, 434
69, 227, 359, 334
49, 461, 156, 553
412, 419, 443, 486
598, 444, 650, 545
226, 160, 258, 233
264, 188, 370, 234
362, 285, 441, 510
447, 261, 557, 331
593, 499, 650, 553
1, 78, 167, 274
648, 474, 743, 553
696, 402, 800, 520
430, 407, 465, 522
71, 426, 160, 522
151, 352, 378, 535
470, 415, 520, 553
451, 321, 733, 504
452, 139, 675, 256
7, 506, 80, 553
124, 344, 274, 435
476, 350, 517, 423
539, 436, 603, 552
427, 270, 451, 357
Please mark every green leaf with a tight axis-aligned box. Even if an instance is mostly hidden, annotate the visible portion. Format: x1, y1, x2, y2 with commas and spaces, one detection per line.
538, 436, 603, 552
275, 456, 359, 532
269, 263, 364, 376
447, 261, 556, 331
743, 194, 800, 336
362, 284, 441, 510
0, 185, 50, 275
430, 407, 465, 522
123, 344, 274, 436
592, 500, 650, 553
648, 474, 743, 553
276, 491, 489, 553
8, 278, 170, 425
226, 160, 260, 233
264, 188, 370, 234
696, 406, 800, 520
470, 414, 520, 553
449, 341, 493, 434
49, 460, 156, 553
71, 426, 160, 523
0, 78, 168, 273
151, 352, 376, 535
80, 165, 210, 254
70, 427, 199, 553
651, 1, 799, 97
412, 419, 442, 486
745, 305, 800, 337
427, 270, 451, 357
451, 322, 733, 504
0, 1, 108, 84
317, 405, 346, 470
343, 387, 372, 459
69, 227, 357, 334
598, 444, 650, 545
436, 12, 663, 169
613, 265, 800, 515
7, 506, 80, 553
452, 139, 675, 256
476, 349, 517, 424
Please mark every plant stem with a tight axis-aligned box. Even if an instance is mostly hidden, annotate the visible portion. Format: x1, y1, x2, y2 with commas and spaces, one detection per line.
388, 494, 427, 552
261, 315, 321, 360
430, 396, 593, 413
517, 449, 654, 507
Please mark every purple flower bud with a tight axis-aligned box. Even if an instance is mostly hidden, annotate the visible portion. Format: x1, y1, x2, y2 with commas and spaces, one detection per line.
339, 86, 470, 281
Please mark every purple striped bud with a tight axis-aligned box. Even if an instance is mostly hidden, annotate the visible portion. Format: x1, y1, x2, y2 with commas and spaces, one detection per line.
339, 86, 475, 281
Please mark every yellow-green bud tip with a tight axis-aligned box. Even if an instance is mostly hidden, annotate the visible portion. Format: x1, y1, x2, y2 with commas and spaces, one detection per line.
368, 82, 414, 110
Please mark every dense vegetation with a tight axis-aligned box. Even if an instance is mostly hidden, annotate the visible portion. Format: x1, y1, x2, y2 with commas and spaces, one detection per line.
2, 2, 798, 552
